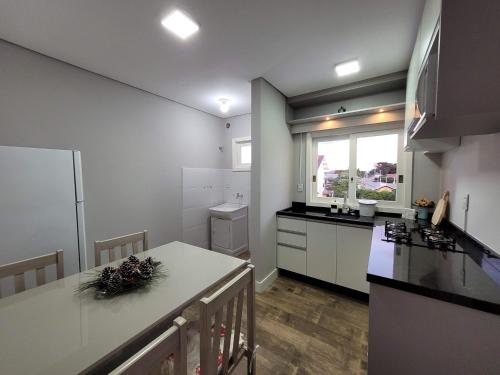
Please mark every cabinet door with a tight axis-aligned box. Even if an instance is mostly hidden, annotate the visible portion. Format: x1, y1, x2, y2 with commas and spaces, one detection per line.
337, 225, 373, 293
306, 221, 336, 283
212, 218, 231, 249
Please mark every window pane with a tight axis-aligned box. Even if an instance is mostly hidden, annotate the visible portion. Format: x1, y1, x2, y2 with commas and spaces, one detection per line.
316, 139, 349, 198
356, 134, 398, 201
240, 144, 251, 164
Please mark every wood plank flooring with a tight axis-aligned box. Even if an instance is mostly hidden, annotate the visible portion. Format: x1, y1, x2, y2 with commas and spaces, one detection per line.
185, 272, 369, 375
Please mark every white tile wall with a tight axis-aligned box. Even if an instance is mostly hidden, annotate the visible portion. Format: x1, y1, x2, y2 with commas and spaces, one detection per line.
182, 168, 250, 249
223, 169, 251, 205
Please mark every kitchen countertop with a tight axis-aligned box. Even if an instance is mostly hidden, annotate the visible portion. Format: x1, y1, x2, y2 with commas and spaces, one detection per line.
367, 220, 500, 315
276, 206, 390, 227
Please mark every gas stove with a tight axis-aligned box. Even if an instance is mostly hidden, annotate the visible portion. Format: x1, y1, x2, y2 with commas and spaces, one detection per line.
383, 220, 462, 253
384, 221, 412, 245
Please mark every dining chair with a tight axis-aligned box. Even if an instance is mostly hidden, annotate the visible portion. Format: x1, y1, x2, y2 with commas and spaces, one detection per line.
0, 250, 64, 298
198, 263, 256, 375
110, 316, 187, 375
94, 230, 148, 266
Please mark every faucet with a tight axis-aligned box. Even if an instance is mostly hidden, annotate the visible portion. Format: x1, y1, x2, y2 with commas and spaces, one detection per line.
343, 191, 349, 211
235, 192, 243, 205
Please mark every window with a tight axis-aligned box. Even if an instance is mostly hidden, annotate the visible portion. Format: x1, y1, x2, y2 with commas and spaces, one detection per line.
232, 137, 251, 171
314, 138, 350, 199
356, 133, 398, 201
308, 129, 406, 208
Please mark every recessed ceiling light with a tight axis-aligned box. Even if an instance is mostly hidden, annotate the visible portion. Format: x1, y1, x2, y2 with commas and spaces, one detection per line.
161, 10, 199, 40
335, 59, 360, 77
219, 98, 230, 113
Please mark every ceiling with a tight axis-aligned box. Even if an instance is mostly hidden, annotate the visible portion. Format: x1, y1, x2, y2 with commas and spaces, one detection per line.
0, 0, 424, 118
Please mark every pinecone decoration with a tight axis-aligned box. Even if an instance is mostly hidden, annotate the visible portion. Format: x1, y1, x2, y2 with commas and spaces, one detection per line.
106, 271, 123, 292
138, 261, 153, 280
101, 266, 115, 284
144, 257, 154, 266
128, 255, 140, 265
119, 261, 136, 279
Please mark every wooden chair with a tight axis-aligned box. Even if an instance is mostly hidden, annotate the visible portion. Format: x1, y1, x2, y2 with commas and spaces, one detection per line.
0, 250, 64, 298
199, 264, 256, 375
110, 316, 187, 375
94, 230, 148, 266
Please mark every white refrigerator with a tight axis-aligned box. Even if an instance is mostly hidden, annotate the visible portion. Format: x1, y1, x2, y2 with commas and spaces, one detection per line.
0, 146, 87, 284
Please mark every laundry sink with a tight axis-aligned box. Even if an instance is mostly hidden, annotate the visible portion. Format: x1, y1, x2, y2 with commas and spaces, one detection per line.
209, 203, 248, 220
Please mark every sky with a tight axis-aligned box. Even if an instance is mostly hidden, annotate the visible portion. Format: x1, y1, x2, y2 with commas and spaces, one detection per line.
318, 134, 398, 172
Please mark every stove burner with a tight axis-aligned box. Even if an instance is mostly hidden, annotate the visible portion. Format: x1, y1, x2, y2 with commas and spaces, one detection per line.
418, 225, 457, 251
384, 221, 412, 245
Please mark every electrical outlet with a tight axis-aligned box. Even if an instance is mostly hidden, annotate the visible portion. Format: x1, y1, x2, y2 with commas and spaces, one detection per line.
462, 194, 469, 211
297, 183, 304, 192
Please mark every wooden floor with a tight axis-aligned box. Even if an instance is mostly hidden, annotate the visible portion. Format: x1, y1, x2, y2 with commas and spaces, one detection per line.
185, 272, 369, 375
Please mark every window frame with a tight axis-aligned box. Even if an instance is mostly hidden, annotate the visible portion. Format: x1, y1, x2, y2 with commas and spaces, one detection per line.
232, 136, 252, 171
306, 127, 410, 211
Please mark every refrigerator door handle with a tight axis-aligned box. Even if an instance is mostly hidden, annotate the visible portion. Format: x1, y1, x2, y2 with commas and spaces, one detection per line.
73, 150, 84, 203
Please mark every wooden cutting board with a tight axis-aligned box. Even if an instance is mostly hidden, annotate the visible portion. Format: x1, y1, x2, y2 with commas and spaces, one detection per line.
432, 191, 449, 226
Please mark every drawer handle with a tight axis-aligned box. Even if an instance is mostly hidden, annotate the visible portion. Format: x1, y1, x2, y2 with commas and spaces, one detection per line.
277, 229, 306, 235
277, 243, 306, 251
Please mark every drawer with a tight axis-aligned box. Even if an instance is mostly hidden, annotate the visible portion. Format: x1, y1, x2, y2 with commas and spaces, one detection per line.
277, 245, 306, 274
277, 217, 306, 234
277, 231, 306, 249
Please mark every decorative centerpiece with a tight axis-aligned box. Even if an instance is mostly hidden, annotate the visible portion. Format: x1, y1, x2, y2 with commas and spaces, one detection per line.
414, 198, 435, 220
78, 255, 165, 297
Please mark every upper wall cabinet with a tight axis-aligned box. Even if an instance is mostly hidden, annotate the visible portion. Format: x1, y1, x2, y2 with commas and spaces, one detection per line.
404, 0, 500, 151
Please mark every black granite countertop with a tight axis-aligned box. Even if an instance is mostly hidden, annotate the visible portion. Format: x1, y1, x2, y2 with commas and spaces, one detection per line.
276, 204, 391, 227
367, 219, 500, 315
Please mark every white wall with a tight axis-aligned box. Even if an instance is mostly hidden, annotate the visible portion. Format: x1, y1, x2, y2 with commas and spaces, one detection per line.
250, 78, 294, 284
412, 152, 442, 204
441, 133, 500, 255
222, 114, 251, 169
0, 40, 226, 267
222, 113, 252, 206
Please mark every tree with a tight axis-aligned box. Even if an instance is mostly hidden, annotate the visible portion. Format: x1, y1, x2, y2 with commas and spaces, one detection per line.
373, 162, 397, 175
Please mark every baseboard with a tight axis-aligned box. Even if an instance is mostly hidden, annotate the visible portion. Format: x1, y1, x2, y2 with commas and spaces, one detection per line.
256, 268, 278, 293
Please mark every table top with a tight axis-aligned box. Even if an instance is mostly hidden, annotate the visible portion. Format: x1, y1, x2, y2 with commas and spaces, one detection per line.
0, 241, 247, 374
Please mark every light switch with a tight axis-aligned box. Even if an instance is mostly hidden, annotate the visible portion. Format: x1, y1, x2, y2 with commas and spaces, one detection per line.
297, 183, 304, 192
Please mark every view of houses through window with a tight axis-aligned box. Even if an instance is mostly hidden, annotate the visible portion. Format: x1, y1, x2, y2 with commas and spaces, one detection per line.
356, 133, 398, 201
315, 132, 399, 202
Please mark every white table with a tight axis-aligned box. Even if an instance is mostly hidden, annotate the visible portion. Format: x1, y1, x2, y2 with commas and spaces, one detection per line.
0, 241, 247, 374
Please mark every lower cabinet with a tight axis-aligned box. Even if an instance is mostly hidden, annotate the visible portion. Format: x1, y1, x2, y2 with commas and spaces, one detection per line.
336, 224, 373, 293
277, 245, 306, 274
276, 215, 373, 294
306, 221, 336, 283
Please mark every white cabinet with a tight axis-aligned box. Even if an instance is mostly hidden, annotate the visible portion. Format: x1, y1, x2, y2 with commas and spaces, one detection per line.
405, 0, 500, 146
276, 217, 307, 273
211, 211, 248, 256
277, 245, 306, 274
276, 215, 373, 294
306, 221, 336, 283
336, 224, 373, 293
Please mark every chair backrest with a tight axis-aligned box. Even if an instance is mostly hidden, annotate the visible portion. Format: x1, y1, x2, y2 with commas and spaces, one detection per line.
110, 316, 187, 375
94, 230, 148, 266
199, 264, 256, 375
0, 250, 64, 298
